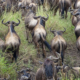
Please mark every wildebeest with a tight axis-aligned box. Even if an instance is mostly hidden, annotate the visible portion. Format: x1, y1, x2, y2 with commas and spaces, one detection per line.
71, 10, 80, 39
17, 68, 35, 80
32, 15, 51, 58
36, 58, 60, 80
24, 5, 37, 42
2, 19, 21, 62
50, 27, 67, 65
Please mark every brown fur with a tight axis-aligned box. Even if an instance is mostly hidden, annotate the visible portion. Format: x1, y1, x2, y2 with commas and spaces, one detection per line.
2, 20, 20, 62
50, 29, 67, 65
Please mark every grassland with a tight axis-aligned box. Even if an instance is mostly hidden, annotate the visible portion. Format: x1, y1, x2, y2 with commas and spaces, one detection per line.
0, 7, 79, 80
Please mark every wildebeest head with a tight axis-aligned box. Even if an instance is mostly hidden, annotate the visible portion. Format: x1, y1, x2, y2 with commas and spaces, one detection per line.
18, 68, 32, 80
43, 58, 54, 79
2, 19, 20, 28
71, 9, 80, 21
50, 27, 66, 36
33, 14, 49, 27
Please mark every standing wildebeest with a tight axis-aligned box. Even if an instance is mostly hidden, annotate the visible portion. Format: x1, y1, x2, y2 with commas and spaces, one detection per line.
36, 58, 60, 80
2, 19, 21, 62
50, 28, 67, 64
24, 5, 37, 42
32, 15, 52, 58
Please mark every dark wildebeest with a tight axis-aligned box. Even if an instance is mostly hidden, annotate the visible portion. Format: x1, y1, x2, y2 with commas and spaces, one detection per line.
36, 58, 61, 80
50, 27, 67, 65
2, 19, 21, 62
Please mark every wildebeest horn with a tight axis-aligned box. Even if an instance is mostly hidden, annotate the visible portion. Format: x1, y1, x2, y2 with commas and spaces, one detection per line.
13, 19, 20, 26
72, 12, 80, 16
42, 14, 49, 21
2, 19, 10, 25
33, 16, 41, 19
39, 61, 43, 64
47, 53, 60, 60
62, 28, 66, 33
50, 27, 56, 33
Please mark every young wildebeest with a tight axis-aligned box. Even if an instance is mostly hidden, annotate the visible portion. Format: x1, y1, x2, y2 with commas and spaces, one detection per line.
32, 15, 52, 58
36, 58, 60, 80
2, 19, 20, 62
50, 27, 67, 65
17, 68, 35, 80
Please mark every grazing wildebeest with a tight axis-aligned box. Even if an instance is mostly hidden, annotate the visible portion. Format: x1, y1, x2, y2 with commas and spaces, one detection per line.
2, 19, 21, 62
50, 27, 67, 65
36, 58, 61, 80
17, 68, 35, 80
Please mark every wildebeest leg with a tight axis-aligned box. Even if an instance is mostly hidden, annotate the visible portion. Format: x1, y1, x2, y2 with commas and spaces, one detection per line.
54, 74, 57, 80
52, 49, 57, 57
42, 42, 46, 58
12, 47, 19, 62
65, 10, 67, 19
34, 41, 40, 57
54, 5, 59, 16
25, 26, 29, 41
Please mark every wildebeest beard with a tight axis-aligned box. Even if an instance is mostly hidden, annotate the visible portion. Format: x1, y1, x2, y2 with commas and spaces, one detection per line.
45, 64, 54, 79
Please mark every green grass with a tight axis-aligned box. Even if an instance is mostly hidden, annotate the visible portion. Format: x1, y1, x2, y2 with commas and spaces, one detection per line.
0, 7, 79, 80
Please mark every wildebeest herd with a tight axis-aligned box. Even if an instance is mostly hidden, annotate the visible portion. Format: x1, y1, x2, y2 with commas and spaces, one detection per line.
0, 0, 80, 80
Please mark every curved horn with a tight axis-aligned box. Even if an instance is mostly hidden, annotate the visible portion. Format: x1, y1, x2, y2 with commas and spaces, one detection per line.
50, 27, 56, 33
26, 68, 32, 71
72, 12, 80, 16
2, 19, 10, 25
43, 14, 49, 21
33, 16, 41, 19
62, 27, 66, 33
47, 53, 60, 60
39, 61, 43, 64
13, 19, 20, 26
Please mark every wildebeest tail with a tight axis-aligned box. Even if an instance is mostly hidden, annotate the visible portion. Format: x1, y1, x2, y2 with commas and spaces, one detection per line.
61, 0, 64, 17
40, 34, 52, 51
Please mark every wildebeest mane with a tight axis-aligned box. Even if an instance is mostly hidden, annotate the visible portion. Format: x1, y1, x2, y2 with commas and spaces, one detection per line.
44, 59, 54, 79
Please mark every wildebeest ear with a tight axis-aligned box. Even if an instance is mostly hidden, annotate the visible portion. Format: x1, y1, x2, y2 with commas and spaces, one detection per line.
33, 16, 40, 19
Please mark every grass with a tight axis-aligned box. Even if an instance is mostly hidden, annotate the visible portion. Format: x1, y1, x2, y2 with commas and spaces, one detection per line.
0, 7, 79, 80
